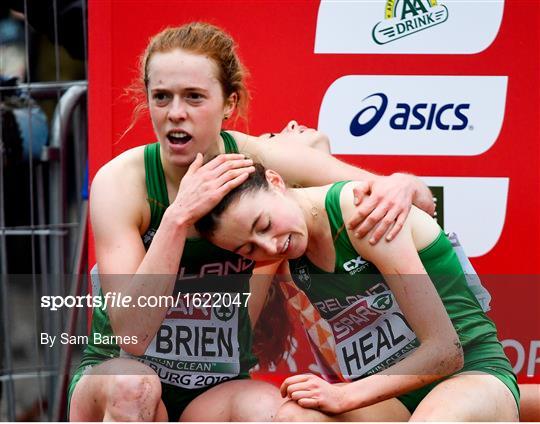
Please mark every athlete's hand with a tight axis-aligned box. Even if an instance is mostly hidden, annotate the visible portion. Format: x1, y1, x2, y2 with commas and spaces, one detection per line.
171, 153, 254, 226
347, 173, 434, 244
280, 374, 350, 415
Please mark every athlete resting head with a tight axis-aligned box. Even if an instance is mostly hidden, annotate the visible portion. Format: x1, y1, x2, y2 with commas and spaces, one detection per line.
196, 162, 520, 422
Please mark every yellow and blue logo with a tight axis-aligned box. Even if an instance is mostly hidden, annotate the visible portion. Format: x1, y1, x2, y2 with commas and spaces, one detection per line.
372, 0, 449, 45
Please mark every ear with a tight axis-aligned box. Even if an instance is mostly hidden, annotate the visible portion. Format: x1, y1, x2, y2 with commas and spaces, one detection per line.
224, 92, 238, 119
265, 169, 286, 192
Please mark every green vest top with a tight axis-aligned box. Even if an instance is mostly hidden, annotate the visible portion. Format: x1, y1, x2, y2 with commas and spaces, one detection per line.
84, 132, 257, 390
289, 181, 504, 379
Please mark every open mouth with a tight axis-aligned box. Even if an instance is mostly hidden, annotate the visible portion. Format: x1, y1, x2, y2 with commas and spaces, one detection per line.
167, 131, 192, 145
281, 234, 291, 254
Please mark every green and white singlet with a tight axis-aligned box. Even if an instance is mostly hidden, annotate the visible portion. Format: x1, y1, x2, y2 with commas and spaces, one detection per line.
68, 132, 257, 419
288, 181, 519, 412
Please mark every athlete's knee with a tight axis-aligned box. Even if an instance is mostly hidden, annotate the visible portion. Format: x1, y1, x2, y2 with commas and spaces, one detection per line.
104, 374, 162, 421
69, 374, 106, 421
274, 400, 315, 422
229, 381, 282, 421
409, 408, 443, 422
249, 385, 283, 420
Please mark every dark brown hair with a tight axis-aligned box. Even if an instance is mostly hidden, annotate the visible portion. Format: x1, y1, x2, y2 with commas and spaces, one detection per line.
252, 283, 294, 368
195, 162, 268, 238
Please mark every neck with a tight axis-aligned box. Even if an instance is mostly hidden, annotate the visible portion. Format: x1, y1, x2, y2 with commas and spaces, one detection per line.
161, 155, 189, 186
290, 187, 328, 255
159, 138, 223, 187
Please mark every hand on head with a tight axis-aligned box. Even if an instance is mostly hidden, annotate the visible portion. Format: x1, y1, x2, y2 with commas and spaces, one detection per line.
172, 153, 255, 226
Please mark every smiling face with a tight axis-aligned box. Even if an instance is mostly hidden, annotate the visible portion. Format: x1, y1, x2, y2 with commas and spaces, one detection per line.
208, 179, 309, 262
146, 48, 236, 167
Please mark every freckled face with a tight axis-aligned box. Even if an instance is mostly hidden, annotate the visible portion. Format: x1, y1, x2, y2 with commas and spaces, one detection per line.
146, 49, 235, 167
209, 189, 308, 262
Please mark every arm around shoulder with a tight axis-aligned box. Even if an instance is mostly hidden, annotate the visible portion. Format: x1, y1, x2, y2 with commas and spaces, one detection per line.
237, 133, 377, 187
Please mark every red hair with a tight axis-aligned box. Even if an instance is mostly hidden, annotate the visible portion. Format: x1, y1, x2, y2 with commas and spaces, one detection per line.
122, 22, 250, 139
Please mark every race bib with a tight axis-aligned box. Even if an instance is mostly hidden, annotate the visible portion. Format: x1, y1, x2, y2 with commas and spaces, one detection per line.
131, 294, 241, 389
328, 291, 419, 379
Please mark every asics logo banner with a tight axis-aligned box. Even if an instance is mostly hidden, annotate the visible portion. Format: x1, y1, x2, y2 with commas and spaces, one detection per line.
349, 94, 388, 136
349, 93, 470, 137
318, 76, 507, 156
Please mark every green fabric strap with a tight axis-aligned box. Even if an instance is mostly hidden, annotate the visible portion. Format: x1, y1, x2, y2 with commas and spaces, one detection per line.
144, 143, 169, 229
324, 181, 358, 270
143, 132, 238, 229
220, 130, 239, 153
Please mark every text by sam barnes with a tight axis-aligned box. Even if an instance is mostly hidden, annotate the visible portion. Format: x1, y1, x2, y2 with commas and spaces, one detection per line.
40, 333, 138, 347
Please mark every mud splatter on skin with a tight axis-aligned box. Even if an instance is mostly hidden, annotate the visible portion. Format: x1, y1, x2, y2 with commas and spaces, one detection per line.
137, 377, 157, 421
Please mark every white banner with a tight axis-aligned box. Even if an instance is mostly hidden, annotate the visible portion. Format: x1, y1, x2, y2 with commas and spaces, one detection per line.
319, 75, 507, 156
421, 177, 509, 257
315, 0, 504, 54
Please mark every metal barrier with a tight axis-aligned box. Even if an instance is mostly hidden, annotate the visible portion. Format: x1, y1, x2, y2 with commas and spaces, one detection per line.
0, 79, 88, 420
1, 0, 88, 419
0, 0, 88, 419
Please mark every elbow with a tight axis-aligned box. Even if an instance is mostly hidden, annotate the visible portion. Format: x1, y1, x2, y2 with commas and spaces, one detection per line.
109, 315, 153, 356
117, 331, 152, 356
452, 339, 465, 372
121, 340, 148, 357
442, 338, 464, 376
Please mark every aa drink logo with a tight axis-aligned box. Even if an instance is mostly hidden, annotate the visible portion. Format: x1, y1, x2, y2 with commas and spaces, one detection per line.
315, 0, 504, 54
318, 75, 507, 156
372, 0, 449, 45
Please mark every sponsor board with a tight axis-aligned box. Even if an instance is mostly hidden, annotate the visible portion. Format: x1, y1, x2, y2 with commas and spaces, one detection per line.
421, 177, 508, 257
315, 0, 504, 54
319, 75, 507, 156
503, 339, 540, 377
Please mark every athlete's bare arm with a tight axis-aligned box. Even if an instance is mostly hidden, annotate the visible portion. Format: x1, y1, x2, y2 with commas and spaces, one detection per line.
337, 186, 462, 411
280, 185, 461, 414
232, 131, 434, 243
90, 148, 187, 354
90, 152, 254, 354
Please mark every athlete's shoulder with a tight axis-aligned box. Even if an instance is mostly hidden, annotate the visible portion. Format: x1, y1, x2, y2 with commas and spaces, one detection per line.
91, 145, 147, 208
226, 130, 259, 155
336, 181, 357, 214
93, 145, 146, 184
90, 145, 148, 234
408, 206, 441, 250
